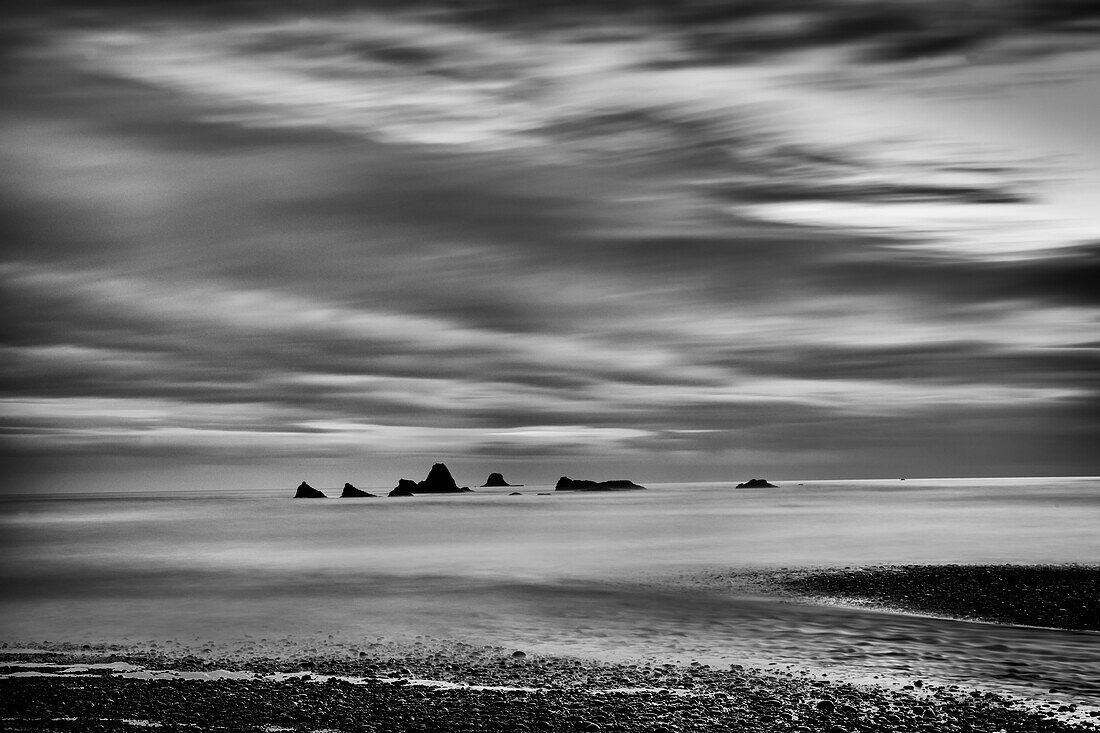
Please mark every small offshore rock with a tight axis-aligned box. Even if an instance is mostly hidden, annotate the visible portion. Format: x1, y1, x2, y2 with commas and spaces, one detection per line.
340, 483, 375, 498
736, 478, 777, 488
555, 476, 645, 491
388, 479, 417, 497
294, 482, 326, 498
482, 472, 520, 487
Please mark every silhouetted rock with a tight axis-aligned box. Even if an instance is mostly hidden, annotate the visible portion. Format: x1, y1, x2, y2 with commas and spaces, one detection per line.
341, 483, 376, 498
555, 476, 645, 491
736, 478, 777, 488
509, 492, 523, 496
387, 465, 472, 496
294, 482, 326, 498
388, 479, 418, 497
482, 472, 521, 487
416, 463, 471, 493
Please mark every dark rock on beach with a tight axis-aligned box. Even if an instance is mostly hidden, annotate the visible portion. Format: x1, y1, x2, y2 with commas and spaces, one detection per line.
294, 482, 326, 498
737, 478, 777, 488
555, 476, 645, 491
340, 483, 375, 498
388, 464, 472, 496
772, 564, 1100, 631
482, 472, 520, 487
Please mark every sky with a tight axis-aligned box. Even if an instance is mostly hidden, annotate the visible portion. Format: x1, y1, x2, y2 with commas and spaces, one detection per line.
2, 0, 1099, 491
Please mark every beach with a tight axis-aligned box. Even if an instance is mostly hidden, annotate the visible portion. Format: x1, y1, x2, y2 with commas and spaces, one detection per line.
2, 478, 1098, 730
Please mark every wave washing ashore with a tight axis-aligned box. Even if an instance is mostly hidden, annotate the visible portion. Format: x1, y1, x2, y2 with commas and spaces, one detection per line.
2, 477, 1098, 731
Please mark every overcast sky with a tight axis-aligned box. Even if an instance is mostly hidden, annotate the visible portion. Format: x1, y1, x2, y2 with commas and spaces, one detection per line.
3, 0, 1099, 491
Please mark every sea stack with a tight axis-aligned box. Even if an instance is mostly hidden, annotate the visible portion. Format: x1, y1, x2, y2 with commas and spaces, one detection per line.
341, 483, 376, 498
418, 462, 468, 492
388, 479, 417, 497
482, 472, 519, 487
736, 478, 777, 488
294, 481, 326, 498
555, 477, 645, 491
388, 464, 472, 497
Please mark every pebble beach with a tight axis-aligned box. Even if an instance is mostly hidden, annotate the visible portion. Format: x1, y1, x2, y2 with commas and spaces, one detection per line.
1, 636, 1095, 733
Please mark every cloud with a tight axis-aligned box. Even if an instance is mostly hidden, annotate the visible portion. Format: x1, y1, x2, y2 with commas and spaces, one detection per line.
2, 1, 1099, 481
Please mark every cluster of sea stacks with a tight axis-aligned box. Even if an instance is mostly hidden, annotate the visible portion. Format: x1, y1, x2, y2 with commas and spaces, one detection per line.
293, 463, 667, 498
296, 463, 778, 498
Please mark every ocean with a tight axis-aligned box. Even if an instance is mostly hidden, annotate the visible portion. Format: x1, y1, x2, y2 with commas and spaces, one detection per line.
2, 477, 1098, 704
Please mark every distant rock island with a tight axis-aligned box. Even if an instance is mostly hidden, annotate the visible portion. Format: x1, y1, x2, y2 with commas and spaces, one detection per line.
294, 481, 326, 498
555, 477, 645, 491
341, 483, 376, 498
482, 472, 520, 487
736, 478, 777, 488
388, 463, 473, 497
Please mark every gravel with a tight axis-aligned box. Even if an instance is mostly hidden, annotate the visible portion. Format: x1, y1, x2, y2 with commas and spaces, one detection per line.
2, 642, 1097, 732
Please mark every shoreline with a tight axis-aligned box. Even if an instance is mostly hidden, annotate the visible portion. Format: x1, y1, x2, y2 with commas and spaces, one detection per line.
4, 563, 1098, 730
3, 641, 1098, 732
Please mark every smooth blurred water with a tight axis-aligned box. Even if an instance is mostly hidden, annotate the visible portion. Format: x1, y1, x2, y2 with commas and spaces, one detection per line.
2, 478, 1098, 702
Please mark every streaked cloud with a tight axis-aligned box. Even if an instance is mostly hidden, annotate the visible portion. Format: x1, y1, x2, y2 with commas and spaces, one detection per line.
2, 0, 1098, 484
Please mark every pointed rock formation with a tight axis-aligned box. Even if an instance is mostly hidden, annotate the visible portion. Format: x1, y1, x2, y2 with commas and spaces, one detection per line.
387, 463, 472, 496
736, 478, 777, 488
555, 477, 645, 491
419, 462, 466, 492
294, 481, 326, 498
341, 483, 376, 498
482, 472, 520, 487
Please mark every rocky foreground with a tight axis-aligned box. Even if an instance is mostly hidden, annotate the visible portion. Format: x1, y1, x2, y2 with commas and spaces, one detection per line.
2, 641, 1096, 733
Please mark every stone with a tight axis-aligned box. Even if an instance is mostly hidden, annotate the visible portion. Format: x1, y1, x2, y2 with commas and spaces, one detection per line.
509, 492, 523, 496
388, 479, 418, 497
555, 476, 645, 491
421, 463, 460, 491
294, 482, 326, 498
482, 472, 519, 487
416, 463, 470, 493
736, 478, 777, 488
387, 465, 472, 496
340, 483, 376, 498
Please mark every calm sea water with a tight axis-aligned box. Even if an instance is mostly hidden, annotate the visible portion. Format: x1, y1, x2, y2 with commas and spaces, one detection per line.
2, 478, 1098, 703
